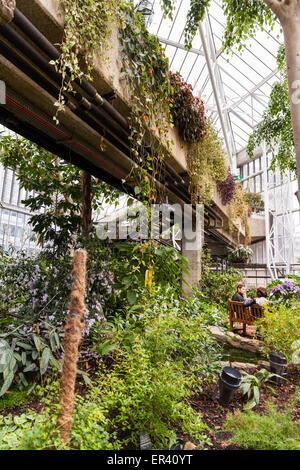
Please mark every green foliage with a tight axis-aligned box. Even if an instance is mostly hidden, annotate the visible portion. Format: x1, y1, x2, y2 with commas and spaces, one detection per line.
187, 120, 228, 204
109, 241, 189, 308
243, 192, 264, 213
221, 0, 276, 54
0, 386, 33, 411
247, 44, 296, 175
0, 411, 38, 450
256, 303, 300, 361
240, 368, 280, 411
5, 287, 221, 450
0, 322, 63, 396
88, 290, 220, 448
0, 134, 118, 251
53, 0, 119, 123
223, 393, 300, 450
198, 252, 243, 309
227, 245, 253, 263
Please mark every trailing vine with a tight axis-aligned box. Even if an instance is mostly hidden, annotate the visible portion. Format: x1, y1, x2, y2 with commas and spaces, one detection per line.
169, 72, 207, 143
52, 0, 119, 123
118, 2, 173, 202
186, 120, 227, 205
228, 184, 251, 244
217, 168, 236, 206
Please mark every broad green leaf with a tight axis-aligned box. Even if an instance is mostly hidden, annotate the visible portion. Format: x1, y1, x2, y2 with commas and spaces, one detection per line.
40, 348, 50, 376
0, 371, 14, 396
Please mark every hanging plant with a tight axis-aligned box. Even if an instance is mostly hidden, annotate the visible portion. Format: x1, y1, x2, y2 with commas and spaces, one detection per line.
244, 192, 264, 213
227, 245, 253, 264
217, 168, 236, 206
52, 0, 119, 123
186, 120, 227, 204
118, 3, 173, 202
228, 184, 251, 242
169, 72, 207, 143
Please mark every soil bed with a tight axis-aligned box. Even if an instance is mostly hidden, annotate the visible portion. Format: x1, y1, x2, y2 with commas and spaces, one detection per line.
187, 364, 300, 450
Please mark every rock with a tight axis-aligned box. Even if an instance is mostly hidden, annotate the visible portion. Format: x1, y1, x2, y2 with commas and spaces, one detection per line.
208, 325, 264, 354
184, 441, 197, 450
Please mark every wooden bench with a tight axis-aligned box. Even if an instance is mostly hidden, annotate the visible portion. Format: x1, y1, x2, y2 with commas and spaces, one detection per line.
228, 299, 264, 335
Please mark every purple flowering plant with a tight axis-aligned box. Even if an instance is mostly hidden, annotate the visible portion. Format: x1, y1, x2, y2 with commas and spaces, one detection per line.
269, 279, 300, 307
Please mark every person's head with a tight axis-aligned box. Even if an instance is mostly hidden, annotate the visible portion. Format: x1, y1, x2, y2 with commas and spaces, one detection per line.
237, 282, 246, 296
257, 286, 267, 298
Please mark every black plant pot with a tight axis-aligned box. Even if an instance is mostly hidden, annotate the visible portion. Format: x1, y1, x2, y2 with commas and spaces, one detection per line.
218, 366, 241, 405
269, 352, 288, 385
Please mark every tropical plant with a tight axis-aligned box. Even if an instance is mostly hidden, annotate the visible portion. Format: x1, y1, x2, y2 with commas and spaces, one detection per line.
118, 2, 173, 201
240, 368, 281, 411
244, 192, 264, 213
228, 184, 251, 241
0, 134, 119, 250
198, 265, 244, 309
247, 44, 296, 176
227, 245, 253, 264
0, 321, 63, 396
52, 0, 119, 123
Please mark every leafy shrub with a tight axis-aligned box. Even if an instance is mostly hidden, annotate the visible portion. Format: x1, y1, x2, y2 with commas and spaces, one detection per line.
186, 120, 228, 204
0, 321, 63, 396
256, 303, 300, 361
244, 191, 264, 213
198, 267, 243, 309
240, 368, 280, 411
223, 395, 300, 450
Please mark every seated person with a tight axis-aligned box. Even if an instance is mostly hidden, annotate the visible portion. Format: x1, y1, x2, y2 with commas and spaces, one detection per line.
252, 286, 268, 306
232, 282, 254, 307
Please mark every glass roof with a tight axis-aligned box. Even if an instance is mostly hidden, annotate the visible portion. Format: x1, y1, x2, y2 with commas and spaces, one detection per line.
141, 0, 284, 165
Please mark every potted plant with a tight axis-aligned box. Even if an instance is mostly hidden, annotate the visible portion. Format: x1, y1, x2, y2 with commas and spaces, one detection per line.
227, 245, 253, 264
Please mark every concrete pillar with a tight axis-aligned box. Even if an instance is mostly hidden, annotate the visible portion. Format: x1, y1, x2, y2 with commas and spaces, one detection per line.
0, 0, 15, 25
182, 205, 203, 297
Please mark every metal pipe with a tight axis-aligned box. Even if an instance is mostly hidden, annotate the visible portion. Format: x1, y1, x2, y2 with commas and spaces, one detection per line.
12, 8, 129, 132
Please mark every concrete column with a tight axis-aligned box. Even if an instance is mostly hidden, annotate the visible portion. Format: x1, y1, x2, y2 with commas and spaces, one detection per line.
181, 205, 204, 297
0, 0, 15, 25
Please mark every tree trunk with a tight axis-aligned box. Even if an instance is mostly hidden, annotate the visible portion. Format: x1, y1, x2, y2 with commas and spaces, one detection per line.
81, 170, 92, 237
282, 21, 300, 202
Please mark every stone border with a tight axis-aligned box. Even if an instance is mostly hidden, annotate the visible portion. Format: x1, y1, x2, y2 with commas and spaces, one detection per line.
208, 325, 264, 354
